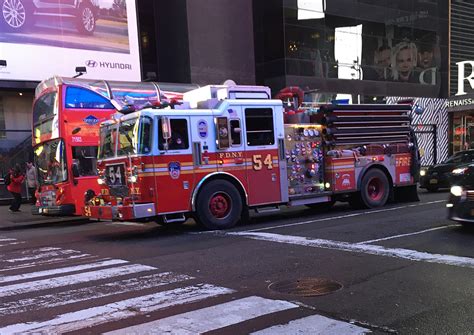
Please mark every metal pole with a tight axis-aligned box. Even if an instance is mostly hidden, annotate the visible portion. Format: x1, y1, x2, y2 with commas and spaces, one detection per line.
433, 124, 437, 165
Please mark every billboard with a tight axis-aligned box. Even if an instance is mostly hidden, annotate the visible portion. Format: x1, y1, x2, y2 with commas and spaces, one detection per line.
0, 0, 140, 82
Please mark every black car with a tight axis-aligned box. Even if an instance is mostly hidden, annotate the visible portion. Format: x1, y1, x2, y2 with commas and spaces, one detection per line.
419, 150, 474, 192
447, 164, 474, 226
1, 0, 99, 35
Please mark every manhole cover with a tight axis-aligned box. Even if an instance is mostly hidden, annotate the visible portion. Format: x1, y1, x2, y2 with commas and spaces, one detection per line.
268, 278, 343, 297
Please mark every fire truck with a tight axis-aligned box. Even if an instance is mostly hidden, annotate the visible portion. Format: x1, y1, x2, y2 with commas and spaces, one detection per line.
83, 83, 420, 229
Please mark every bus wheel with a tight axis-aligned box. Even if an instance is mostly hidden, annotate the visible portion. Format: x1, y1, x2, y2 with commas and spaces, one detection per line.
359, 169, 390, 208
196, 180, 242, 230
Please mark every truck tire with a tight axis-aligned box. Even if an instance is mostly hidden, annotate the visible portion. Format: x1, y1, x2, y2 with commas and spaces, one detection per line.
195, 180, 242, 230
76, 1, 96, 35
359, 169, 390, 208
1, 0, 34, 32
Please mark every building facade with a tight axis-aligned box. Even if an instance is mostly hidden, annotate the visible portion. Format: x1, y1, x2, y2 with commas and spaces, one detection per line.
0, 0, 450, 179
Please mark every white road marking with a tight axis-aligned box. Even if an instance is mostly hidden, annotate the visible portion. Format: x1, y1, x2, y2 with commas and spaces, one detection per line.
106, 296, 298, 335
0, 242, 25, 247
243, 200, 446, 233
0, 272, 193, 316
357, 225, 462, 244
0, 259, 128, 284
0, 263, 155, 298
0, 238, 17, 242
230, 232, 474, 269
0, 247, 85, 263
0, 254, 95, 273
251, 314, 370, 334
0, 284, 234, 334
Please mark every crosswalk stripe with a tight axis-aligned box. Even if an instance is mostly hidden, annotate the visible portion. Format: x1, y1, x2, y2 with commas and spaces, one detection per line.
0, 242, 24, 247
0, 284, 234, 334
0, 259, 129, 284
0, 264, 155, 298
0, 238, 17, 242
250, 315, 370, 334
0, 272, 193, 317
0, 247, 84, 263
0, 254, 95, 273
106, 296, 299, 335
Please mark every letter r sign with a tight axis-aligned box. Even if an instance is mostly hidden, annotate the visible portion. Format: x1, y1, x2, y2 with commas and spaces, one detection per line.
456, 61, 474, 96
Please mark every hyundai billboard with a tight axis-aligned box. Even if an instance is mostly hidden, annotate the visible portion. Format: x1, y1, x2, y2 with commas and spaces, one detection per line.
0, 0, 140, 81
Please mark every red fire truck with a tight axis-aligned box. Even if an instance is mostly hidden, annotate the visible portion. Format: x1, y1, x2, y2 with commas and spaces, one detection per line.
33, 76, 197, 216
83, 84, 420, 229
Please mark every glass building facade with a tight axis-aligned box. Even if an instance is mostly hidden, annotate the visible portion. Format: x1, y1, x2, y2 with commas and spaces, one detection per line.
254, 0, 449, 102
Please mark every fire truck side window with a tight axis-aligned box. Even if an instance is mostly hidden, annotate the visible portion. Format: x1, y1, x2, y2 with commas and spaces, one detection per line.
244, 108, 275, 146
230, 119, 241, 146
158, 119, 189, 150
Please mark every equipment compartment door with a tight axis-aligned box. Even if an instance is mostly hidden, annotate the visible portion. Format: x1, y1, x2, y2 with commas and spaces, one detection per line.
243, 107, 282, 205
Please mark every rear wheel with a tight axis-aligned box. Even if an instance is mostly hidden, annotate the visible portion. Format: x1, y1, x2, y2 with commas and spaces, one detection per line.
196, 180, 242, 230
76, 1, 96, 35
358, 169, 390, 208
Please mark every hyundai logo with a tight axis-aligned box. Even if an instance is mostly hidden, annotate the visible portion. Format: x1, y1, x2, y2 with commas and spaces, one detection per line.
86, 60, 98, 68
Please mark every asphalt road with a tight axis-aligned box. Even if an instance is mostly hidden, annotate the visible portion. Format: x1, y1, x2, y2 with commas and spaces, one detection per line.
0, 190, 473, 334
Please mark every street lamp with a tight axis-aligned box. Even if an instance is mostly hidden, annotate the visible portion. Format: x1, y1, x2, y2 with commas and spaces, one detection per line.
74, 66, 87, 78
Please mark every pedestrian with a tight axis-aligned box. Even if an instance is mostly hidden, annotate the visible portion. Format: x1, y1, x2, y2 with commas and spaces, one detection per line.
26, 161, 38, 204
7, 164, 25, 212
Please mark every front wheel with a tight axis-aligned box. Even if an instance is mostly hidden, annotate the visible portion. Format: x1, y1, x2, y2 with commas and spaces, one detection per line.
195, 180, 243, 230
76, 2, 96, 35
1, 0, 33, 32
359, 169, 390, 208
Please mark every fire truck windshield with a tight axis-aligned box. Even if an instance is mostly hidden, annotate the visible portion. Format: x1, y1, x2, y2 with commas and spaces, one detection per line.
99, 116, 152, 158
98, 124, 117, 159
34, 139, 68, 185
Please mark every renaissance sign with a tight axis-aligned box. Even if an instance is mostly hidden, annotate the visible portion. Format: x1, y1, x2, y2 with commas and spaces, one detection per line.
456, 61, 474, 96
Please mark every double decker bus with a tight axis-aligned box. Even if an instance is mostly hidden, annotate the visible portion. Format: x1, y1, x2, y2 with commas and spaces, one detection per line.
33, 76, 197, 216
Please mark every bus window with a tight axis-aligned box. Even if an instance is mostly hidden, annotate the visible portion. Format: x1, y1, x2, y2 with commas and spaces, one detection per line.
35, 139, 68, 185
72, 146, 98, 176
65, 87, 114, 109
33, 92, 58, 141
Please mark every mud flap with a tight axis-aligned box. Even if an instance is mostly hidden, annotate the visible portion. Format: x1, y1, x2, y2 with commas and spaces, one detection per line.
394, 185, 419, 203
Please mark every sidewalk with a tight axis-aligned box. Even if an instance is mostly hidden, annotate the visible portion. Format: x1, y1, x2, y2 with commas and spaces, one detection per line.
0, 204, 88, 230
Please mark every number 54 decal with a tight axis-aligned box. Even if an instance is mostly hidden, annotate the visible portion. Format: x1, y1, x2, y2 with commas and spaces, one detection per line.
252, 154, 273, 170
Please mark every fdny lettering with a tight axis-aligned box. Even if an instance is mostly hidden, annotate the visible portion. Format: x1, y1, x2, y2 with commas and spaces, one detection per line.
99, 62, 132, 70
218, 152, 243, 159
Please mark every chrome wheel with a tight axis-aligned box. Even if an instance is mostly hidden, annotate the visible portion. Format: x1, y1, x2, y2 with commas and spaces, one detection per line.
81, 6, 95, 33
2, 0, 26, 29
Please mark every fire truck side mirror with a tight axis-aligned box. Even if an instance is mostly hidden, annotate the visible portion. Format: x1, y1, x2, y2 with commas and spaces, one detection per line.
216, 117, 230, 149
161, 116, 171, 140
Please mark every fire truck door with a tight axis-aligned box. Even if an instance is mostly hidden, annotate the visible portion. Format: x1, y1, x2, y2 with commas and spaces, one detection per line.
243, 106, 282, 205
156, 117, 195, 214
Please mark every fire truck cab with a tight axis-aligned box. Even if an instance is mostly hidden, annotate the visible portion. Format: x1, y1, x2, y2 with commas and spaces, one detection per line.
84, 83, 419, 229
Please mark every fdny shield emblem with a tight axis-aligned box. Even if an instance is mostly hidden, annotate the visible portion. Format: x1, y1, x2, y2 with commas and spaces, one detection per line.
168, 162, 181, 180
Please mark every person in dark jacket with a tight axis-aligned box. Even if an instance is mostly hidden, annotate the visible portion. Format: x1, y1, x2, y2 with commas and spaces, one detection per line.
7, 164, 25, 212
